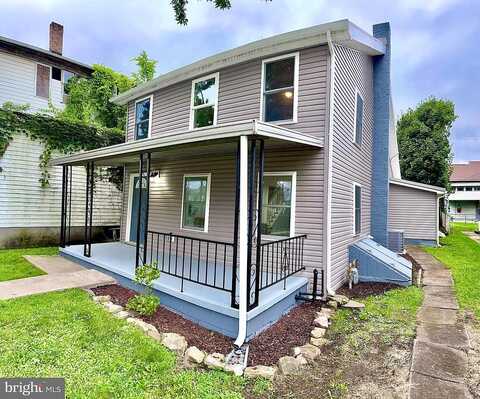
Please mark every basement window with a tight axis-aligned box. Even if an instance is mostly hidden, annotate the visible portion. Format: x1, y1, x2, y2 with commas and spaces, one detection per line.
353, 183, 362, 235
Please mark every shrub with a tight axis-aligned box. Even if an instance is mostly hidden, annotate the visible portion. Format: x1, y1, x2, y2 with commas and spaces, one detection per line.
126, 263, 161, 316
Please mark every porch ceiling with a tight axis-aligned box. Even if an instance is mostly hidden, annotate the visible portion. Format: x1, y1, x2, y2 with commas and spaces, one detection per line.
50, 120, 323, 166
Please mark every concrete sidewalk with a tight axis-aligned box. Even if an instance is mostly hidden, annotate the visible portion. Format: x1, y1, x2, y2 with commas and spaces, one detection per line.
407, 246, 471, 399
0, 256, 115, 300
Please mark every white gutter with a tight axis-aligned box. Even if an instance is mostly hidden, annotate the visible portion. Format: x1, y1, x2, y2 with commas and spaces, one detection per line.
234, 134, 249, 347
324, 31, 336, 296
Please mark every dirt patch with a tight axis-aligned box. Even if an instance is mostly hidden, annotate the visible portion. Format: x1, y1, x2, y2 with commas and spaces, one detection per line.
337, 282, 401, 298
93, 284, 321, 365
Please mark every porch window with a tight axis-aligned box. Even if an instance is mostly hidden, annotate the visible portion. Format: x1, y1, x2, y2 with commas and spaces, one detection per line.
190, 73, 218, 129
261, 173, 296, 237
354, 89, 364, 145
261, 53, 299, 123
353, 183, 362, 235
181, 174, 211, 232
134, 96, 152, 140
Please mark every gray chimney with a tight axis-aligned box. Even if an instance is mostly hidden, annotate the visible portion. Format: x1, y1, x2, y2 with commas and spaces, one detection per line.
49, 22, 63, 55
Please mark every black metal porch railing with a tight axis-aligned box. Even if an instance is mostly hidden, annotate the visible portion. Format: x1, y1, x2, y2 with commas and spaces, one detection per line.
146, 230, 235, 293
258, 234, 307, 290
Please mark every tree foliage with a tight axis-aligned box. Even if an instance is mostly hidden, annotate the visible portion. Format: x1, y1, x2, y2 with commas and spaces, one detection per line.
131, 51, 158, 85
397, 97, 456, 190
171, 0, 231, 24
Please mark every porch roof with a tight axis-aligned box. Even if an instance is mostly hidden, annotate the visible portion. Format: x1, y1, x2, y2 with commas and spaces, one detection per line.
51, 120, 323, 166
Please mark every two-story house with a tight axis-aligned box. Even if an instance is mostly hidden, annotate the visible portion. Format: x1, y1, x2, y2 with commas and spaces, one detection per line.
0, 22, 122, 247
53, 20, 442, 346
448, 161, 480, 222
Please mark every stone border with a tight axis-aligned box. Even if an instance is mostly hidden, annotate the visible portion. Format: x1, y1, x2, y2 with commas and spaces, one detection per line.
84, 289, 363, 380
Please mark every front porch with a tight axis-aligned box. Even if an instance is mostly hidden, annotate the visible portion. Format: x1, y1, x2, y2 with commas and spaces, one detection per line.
61, 240, 308, 339
53, 120, 324, 341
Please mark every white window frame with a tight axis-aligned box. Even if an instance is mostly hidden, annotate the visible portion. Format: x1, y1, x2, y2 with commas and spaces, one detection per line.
353, 182, 362, 236
134, 95, 153, 140
261, 171, 297, 239
353, 88, 364, 145
260, 52, 299, 125
34, 62, 52, 99
180, 173, 212, 233
125, 172, 139, 243
189, 72, 219, 130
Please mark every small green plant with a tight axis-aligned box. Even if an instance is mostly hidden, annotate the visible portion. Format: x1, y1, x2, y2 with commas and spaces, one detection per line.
126, 263, 161, 316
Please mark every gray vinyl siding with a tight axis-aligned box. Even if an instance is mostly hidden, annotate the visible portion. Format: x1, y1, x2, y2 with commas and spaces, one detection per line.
125, 46, 328, 141
119, 147, 325, 282
388, 184, 438, 241
330, 44, 374, 290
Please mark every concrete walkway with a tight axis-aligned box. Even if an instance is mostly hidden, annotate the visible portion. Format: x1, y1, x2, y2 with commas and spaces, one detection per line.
0, 256, 115, 300
407, 246, 471, 399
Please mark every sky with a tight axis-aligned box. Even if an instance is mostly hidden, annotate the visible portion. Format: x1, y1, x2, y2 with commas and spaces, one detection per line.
1, 0, 478, 162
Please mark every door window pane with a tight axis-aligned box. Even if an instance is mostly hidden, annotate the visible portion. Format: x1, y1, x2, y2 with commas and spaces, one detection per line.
261, 175, 293, 236
182, 176, 209, 230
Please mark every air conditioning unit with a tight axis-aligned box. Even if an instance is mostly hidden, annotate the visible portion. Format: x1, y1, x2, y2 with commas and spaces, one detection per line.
388, 229, 405, 253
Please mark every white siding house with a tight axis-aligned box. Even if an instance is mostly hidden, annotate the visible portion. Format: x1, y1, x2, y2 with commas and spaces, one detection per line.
0, 22, 122, 247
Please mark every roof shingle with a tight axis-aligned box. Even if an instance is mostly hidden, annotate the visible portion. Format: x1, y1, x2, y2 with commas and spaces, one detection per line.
451, 161, 480, 182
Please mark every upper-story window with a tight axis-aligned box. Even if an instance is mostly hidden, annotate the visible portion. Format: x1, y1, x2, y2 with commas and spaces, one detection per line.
261, 52, 299, 124
134, 96, 152, 140
35, 63, 50, 99
354, 89, 364, 145
190, 73, 219, 129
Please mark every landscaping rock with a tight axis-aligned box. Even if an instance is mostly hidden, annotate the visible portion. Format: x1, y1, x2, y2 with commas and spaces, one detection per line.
84, 288, 95, 296
292, 344, 321, 363
296, 355, 309, 366
224, 363, 244, 376
327, 300, 338, 309
161, 333, 188, 356
310, 327, 326, 339
277, 356, 302, 375
184, 346, 205, 368
310, 337, 329, 347
126, 317, 157, 333
244, 365, 277, 380
114, 310, 130, 320
342, 300, 365, 309
328, 294, 349, 305
93, 295, 111, 303
313, 314, 329, 329
318, 308, 334, 318
204, 353, 225, 370
147, 329, 162, 342
104, 302, 123, 314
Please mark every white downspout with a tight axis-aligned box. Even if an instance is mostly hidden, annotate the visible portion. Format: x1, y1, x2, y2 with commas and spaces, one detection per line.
234, 134, 249, 347
324, 31, 336, 295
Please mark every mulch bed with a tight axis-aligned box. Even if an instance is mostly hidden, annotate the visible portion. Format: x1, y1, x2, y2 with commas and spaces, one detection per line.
92, 284, 321, 366
337, 282, 401, 298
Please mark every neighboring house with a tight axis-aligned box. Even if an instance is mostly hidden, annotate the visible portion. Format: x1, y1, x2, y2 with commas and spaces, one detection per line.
448, 161, 480, 222
53, 20, 440, 343
0, 22, 122, 247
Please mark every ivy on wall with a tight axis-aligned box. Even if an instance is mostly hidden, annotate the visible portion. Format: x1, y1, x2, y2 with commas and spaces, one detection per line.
0, 102, 124, 189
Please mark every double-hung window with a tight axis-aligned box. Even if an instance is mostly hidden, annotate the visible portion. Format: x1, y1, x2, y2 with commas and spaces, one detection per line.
134, 96, 152, 140
181, 174, 211, 232
353, 89, 364, 145
353, 183, 362, 235
261, 53, 299, 123
261, 172, 296, 237
190, 73, 219, 129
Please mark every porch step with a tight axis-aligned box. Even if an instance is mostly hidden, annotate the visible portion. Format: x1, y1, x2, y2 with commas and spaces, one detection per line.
348, 238, 412, 286
0, 269, 116, 300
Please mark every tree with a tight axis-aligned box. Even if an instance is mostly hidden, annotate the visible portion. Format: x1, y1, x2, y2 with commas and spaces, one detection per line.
132, 51, 158, 85
397, 97, 456, 191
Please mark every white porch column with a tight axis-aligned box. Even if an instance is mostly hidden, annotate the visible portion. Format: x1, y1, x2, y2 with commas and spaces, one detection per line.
234, 135, 248, 347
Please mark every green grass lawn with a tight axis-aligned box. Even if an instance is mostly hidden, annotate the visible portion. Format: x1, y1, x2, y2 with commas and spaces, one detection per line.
0, 289, 244, 399
0, 247, 58, 281
425, 222, 480, 319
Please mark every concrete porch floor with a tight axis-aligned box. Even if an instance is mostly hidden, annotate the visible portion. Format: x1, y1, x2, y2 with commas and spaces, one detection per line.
60, 242, 308, 339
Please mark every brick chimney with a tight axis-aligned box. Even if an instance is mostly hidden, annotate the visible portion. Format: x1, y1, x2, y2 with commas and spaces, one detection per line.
49, 22, 63, 55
